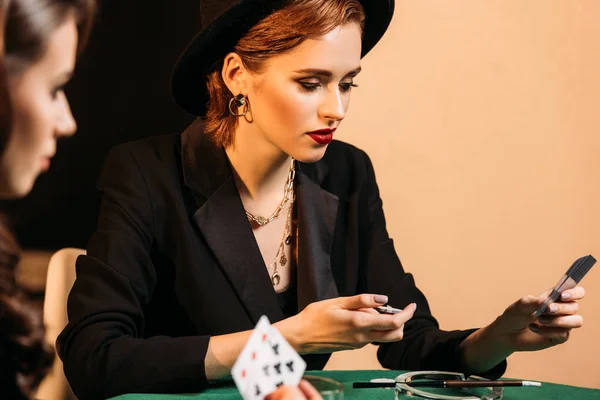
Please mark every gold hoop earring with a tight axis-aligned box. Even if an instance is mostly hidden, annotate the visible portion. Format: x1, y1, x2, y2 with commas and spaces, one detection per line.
228, 94, 249, 117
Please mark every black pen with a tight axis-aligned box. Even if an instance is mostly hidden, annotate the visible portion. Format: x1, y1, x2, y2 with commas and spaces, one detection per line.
353, 380, 542, 389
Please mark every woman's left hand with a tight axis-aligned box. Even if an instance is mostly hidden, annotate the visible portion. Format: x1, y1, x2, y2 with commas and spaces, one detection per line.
460, 286, 585, 374
494, 286, 585, 351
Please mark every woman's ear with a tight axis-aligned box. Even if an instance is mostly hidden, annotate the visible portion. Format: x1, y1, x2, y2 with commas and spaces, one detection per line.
222, 52, 247, 96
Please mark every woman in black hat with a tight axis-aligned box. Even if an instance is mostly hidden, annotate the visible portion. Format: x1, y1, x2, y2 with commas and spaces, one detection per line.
58, 0, 585, 398
0, 0, 95, 398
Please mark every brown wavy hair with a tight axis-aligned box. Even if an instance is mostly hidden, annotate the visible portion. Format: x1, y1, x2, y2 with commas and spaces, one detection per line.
0, 217, 54, 399
0, 0, 95, 398
204, 0, 365, 147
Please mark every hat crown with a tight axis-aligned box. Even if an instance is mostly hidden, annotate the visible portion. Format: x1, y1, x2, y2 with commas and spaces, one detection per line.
199, 0, 238, 28
199, 0, 287, 29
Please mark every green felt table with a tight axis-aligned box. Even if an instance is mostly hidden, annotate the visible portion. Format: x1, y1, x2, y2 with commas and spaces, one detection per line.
109, 370, 600, 400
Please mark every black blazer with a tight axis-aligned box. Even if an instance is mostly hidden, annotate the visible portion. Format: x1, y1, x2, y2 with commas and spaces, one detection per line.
57, 119, 505, 399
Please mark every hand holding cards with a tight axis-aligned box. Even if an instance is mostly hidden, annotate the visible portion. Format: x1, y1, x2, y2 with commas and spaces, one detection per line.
533, 255, 596, 318
232, 316, 307, 400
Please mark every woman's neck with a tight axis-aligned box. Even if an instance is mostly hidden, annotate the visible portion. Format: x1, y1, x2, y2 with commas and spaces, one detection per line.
225, 125, 292, 203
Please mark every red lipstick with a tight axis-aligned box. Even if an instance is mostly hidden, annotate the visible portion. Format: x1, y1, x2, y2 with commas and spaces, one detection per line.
307, 128, 336, 145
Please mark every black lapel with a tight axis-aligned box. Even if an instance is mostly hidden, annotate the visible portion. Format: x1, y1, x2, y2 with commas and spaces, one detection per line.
181, 120, 283, 324
295, 162, 340, 312
180, 119, 341, 321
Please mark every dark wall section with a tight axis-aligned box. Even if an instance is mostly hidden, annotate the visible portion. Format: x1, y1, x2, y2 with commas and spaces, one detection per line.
1, 1, 200, 249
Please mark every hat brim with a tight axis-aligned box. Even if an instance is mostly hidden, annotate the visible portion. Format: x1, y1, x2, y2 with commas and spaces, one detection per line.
171, 0, 394, 116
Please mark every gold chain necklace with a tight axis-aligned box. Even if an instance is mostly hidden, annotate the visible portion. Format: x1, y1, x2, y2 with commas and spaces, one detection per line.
275, 214, 299, 294
268, 191, 294, 287
244, 159, 295, 226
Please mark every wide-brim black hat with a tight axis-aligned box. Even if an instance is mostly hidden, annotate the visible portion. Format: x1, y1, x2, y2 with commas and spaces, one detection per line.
171, 0, 395, 116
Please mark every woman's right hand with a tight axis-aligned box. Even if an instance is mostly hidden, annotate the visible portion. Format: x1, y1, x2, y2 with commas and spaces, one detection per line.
277, 294, 416, 354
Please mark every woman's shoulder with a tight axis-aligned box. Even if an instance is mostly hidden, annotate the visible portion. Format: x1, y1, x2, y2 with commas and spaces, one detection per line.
321, 139, 373, 178
306, 140, 377, 197
107, 133, 182, 165
98, 133, 183, 188
325, 139, 367, 157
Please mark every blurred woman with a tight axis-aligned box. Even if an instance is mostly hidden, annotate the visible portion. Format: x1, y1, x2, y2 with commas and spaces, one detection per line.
0, 0, 95, 398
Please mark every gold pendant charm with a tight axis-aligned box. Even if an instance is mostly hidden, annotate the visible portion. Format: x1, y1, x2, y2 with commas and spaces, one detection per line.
255, 216, 268, 226
271, 272, 281, 286
280, 253, 287, 266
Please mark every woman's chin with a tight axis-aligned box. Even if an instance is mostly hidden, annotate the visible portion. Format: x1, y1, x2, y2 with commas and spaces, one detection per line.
292, 146, 329, 164
6, 174, 37, 199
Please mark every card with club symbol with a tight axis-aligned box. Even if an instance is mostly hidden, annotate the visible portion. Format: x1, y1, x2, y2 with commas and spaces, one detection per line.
231, 316, 306, 399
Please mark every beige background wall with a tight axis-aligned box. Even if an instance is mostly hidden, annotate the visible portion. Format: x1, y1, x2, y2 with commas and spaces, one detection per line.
325, 0, 600, 389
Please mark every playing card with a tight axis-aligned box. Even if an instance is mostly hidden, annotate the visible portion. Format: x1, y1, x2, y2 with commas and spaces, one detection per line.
262, 324, 306, 387
242, 352, 278, 400
232, 315, 307, 400
231, 316, 273, 397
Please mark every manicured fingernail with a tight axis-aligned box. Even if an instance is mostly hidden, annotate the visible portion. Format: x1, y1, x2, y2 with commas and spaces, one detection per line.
411, 303, 418, 312
538, 317, 550, 324
548, 304, 558, 314
561, 292, 571, 301
528, 324, 540, 333
374, 295, 388, 304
